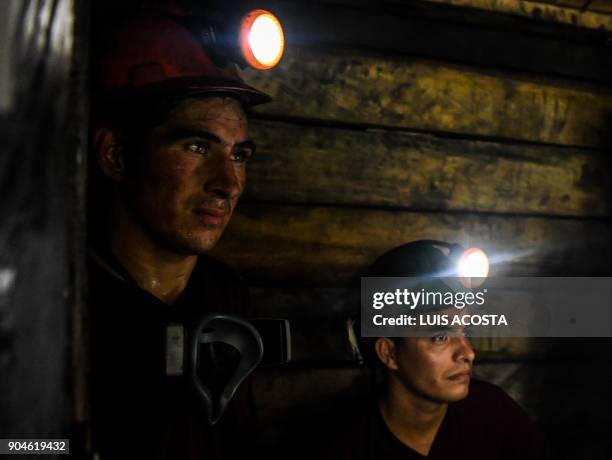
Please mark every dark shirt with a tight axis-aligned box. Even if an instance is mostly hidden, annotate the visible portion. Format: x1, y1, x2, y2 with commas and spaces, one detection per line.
88, 251, 253, 460
322, 379, 543, 460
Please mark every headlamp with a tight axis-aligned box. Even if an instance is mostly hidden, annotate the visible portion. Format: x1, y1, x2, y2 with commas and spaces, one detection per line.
190, 7, 285, 70
391, 240, 490, 287
239, 9, 285, 70
457, 247, 490, 279
454, 246, 489, 288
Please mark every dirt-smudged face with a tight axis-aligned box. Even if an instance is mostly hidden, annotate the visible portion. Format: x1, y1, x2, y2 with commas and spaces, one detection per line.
122, 96, 252, 254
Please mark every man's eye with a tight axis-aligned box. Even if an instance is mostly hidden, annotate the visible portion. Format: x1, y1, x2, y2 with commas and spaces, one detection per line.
431, 334, 449, 343
231, 150, 251, 163
186, 142, 208, 154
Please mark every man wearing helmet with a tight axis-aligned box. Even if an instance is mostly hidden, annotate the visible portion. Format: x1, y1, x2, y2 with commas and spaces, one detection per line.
315, 241, 544, 459
87, 3, 270, 459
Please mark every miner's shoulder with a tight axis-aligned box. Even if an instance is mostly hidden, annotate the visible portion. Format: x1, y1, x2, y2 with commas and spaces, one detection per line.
459, 378, 528, 419
444, 378, 530, 437
455, 378, 543, 455
467, 378, 516, 403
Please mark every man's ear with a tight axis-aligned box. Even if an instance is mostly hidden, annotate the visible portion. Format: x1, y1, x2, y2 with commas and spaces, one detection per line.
93, 125, 126, 181
375, 338, 399, 371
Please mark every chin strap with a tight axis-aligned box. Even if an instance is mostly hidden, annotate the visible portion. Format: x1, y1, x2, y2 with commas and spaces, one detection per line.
190, 314, 263, 425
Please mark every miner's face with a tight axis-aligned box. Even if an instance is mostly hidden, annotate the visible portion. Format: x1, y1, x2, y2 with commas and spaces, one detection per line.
380, 330, 475, 403
122, 97, 252, 254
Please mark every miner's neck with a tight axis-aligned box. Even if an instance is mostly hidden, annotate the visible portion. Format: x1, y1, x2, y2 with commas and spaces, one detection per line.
378, 373, 448, 456
106, 196, 197, 305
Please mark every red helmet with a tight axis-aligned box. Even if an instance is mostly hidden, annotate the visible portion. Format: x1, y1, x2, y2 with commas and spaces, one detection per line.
96, 5, 271, 106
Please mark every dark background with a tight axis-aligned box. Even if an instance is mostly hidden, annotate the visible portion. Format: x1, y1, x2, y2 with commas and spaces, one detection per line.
0, 0, 611, 458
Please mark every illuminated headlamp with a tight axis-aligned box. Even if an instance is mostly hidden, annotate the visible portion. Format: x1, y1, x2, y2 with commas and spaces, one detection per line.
457, 247, 489, 279
238, 9, 285, 70
408, 240, 490, 287
453, 246, 489, 288
192, 8, 285, 70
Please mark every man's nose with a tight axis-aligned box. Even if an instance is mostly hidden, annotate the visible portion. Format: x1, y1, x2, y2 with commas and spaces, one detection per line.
453, 336, 476, 364
205, 153, 243, 199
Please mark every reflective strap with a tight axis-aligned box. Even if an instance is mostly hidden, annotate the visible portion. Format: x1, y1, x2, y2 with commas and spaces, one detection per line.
165, 323, 185, 377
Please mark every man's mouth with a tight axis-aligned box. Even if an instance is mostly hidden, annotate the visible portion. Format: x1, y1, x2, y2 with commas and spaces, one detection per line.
447, 369, 472, 382
194, 207, 228, 226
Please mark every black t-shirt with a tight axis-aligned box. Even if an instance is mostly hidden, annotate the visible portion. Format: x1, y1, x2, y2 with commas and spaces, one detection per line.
88, 251, 253, 459
322, 379, 544, 460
